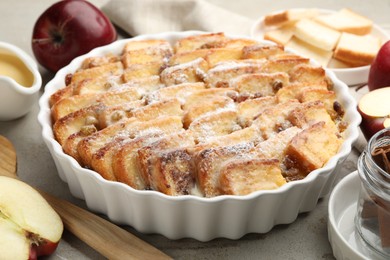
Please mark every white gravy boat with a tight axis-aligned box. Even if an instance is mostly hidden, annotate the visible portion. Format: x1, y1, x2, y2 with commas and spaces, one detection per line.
0, 41, 42, 120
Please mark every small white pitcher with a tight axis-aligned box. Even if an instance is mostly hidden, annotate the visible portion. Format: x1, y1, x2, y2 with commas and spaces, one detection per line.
0, 41, 42, 121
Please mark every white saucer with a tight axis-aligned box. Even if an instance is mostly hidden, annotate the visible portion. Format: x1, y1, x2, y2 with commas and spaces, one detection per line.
328, 171, 388, 260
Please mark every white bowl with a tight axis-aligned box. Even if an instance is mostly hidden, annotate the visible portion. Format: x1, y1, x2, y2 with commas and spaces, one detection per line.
328, 171, 388, 260
0, 41, 42, 120
250, 8, 390, 86
38, 31, 361, 241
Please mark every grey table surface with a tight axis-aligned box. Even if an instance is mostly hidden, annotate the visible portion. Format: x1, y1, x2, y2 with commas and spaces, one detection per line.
0, 0, 388, 259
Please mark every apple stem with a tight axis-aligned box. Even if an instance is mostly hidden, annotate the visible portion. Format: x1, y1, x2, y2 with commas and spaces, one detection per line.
31, 38, 52, 44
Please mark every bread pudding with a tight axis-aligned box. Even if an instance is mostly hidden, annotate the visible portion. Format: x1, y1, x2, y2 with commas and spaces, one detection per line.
50, 32, 347, 197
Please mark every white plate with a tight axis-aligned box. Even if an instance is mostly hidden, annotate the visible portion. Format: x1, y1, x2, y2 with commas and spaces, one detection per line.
250, 8, 390, 86
328, 171, 388, 260
38, 31, 361, 241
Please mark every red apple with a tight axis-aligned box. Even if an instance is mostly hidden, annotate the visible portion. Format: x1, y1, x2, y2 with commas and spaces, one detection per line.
358, 87, 390, 140
368, 40, 390, 91
32, 0, 117, 72
0, 176, 63, 259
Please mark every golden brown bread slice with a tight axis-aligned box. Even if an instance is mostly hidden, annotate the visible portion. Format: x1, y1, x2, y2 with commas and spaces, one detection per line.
63, 132, 93, 162
255, 126, 302, 161
195, 142, 256, 197
151, 148, 196, 195
52, 93, 99, 122
231, 72, 289, 98
288, 100, 337, 130
169, 49, 210, 65
145, 82, 205, 104
137, 132, 195, 189
170, 40, 256, 66
218, 158, 286, 195
53, 104, 103, 146
160, 57, 209, 86
113, 132, 167, 189
120, 75, 163, 97
90, 117, 184, 182
192, 126, 261, 154
183, 95, 235, 128
97, 100, 145, 128
121, 47, 171, 68
98, 98, 183, 128
182, 88, 237, 111
237, 96, 277, 127
73, 76, 123, 96
51, 88, 142, 122
222, 38, 259, 49
173, 32, 227, 53
260, 57, 309, 74
205, 61, 265, 88
242, 44, 284, 60
69, 62, 123, 86
122, 62, 164, 82
298, 88, 338, 119
77, 116, 183, 168
284, 121, 342, 177
129, 98, 183, 121
252, 99, 300, 139
275, 83, 328, 103
80, 53, 119, 69
49, 84, 75, 107
122, 40, 172, 67
204, 48, 243, 67
288, 64, 329, 89
188, 110, 241, 143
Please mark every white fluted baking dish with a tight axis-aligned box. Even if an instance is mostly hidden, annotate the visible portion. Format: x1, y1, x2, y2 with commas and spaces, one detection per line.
38, 31, 361, 241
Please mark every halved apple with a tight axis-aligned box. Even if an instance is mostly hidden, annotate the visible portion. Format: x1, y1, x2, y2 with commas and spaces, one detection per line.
0, 176, 63, 260
358, 87, 390, 140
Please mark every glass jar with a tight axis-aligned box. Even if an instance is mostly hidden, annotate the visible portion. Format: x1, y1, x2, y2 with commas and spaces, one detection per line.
356, 128, 390, 258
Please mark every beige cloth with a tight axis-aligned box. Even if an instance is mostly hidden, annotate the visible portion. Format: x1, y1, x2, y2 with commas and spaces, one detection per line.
102, 0, 254, 36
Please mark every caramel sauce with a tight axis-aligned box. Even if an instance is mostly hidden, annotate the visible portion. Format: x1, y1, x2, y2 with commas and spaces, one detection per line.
0, 50, 34, 87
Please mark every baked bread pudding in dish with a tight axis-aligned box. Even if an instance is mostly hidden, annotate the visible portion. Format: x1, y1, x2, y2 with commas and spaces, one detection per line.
50, 32, 347, 197
39, 31, 360, 240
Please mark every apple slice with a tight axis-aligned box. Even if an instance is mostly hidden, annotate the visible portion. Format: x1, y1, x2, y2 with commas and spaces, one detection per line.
0, 216, 30, 259
358, 87, 390, 140
0, 176, 63, 259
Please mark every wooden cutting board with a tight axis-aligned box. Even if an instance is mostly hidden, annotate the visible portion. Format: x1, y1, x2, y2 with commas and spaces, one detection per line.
0, 135, 17, 179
